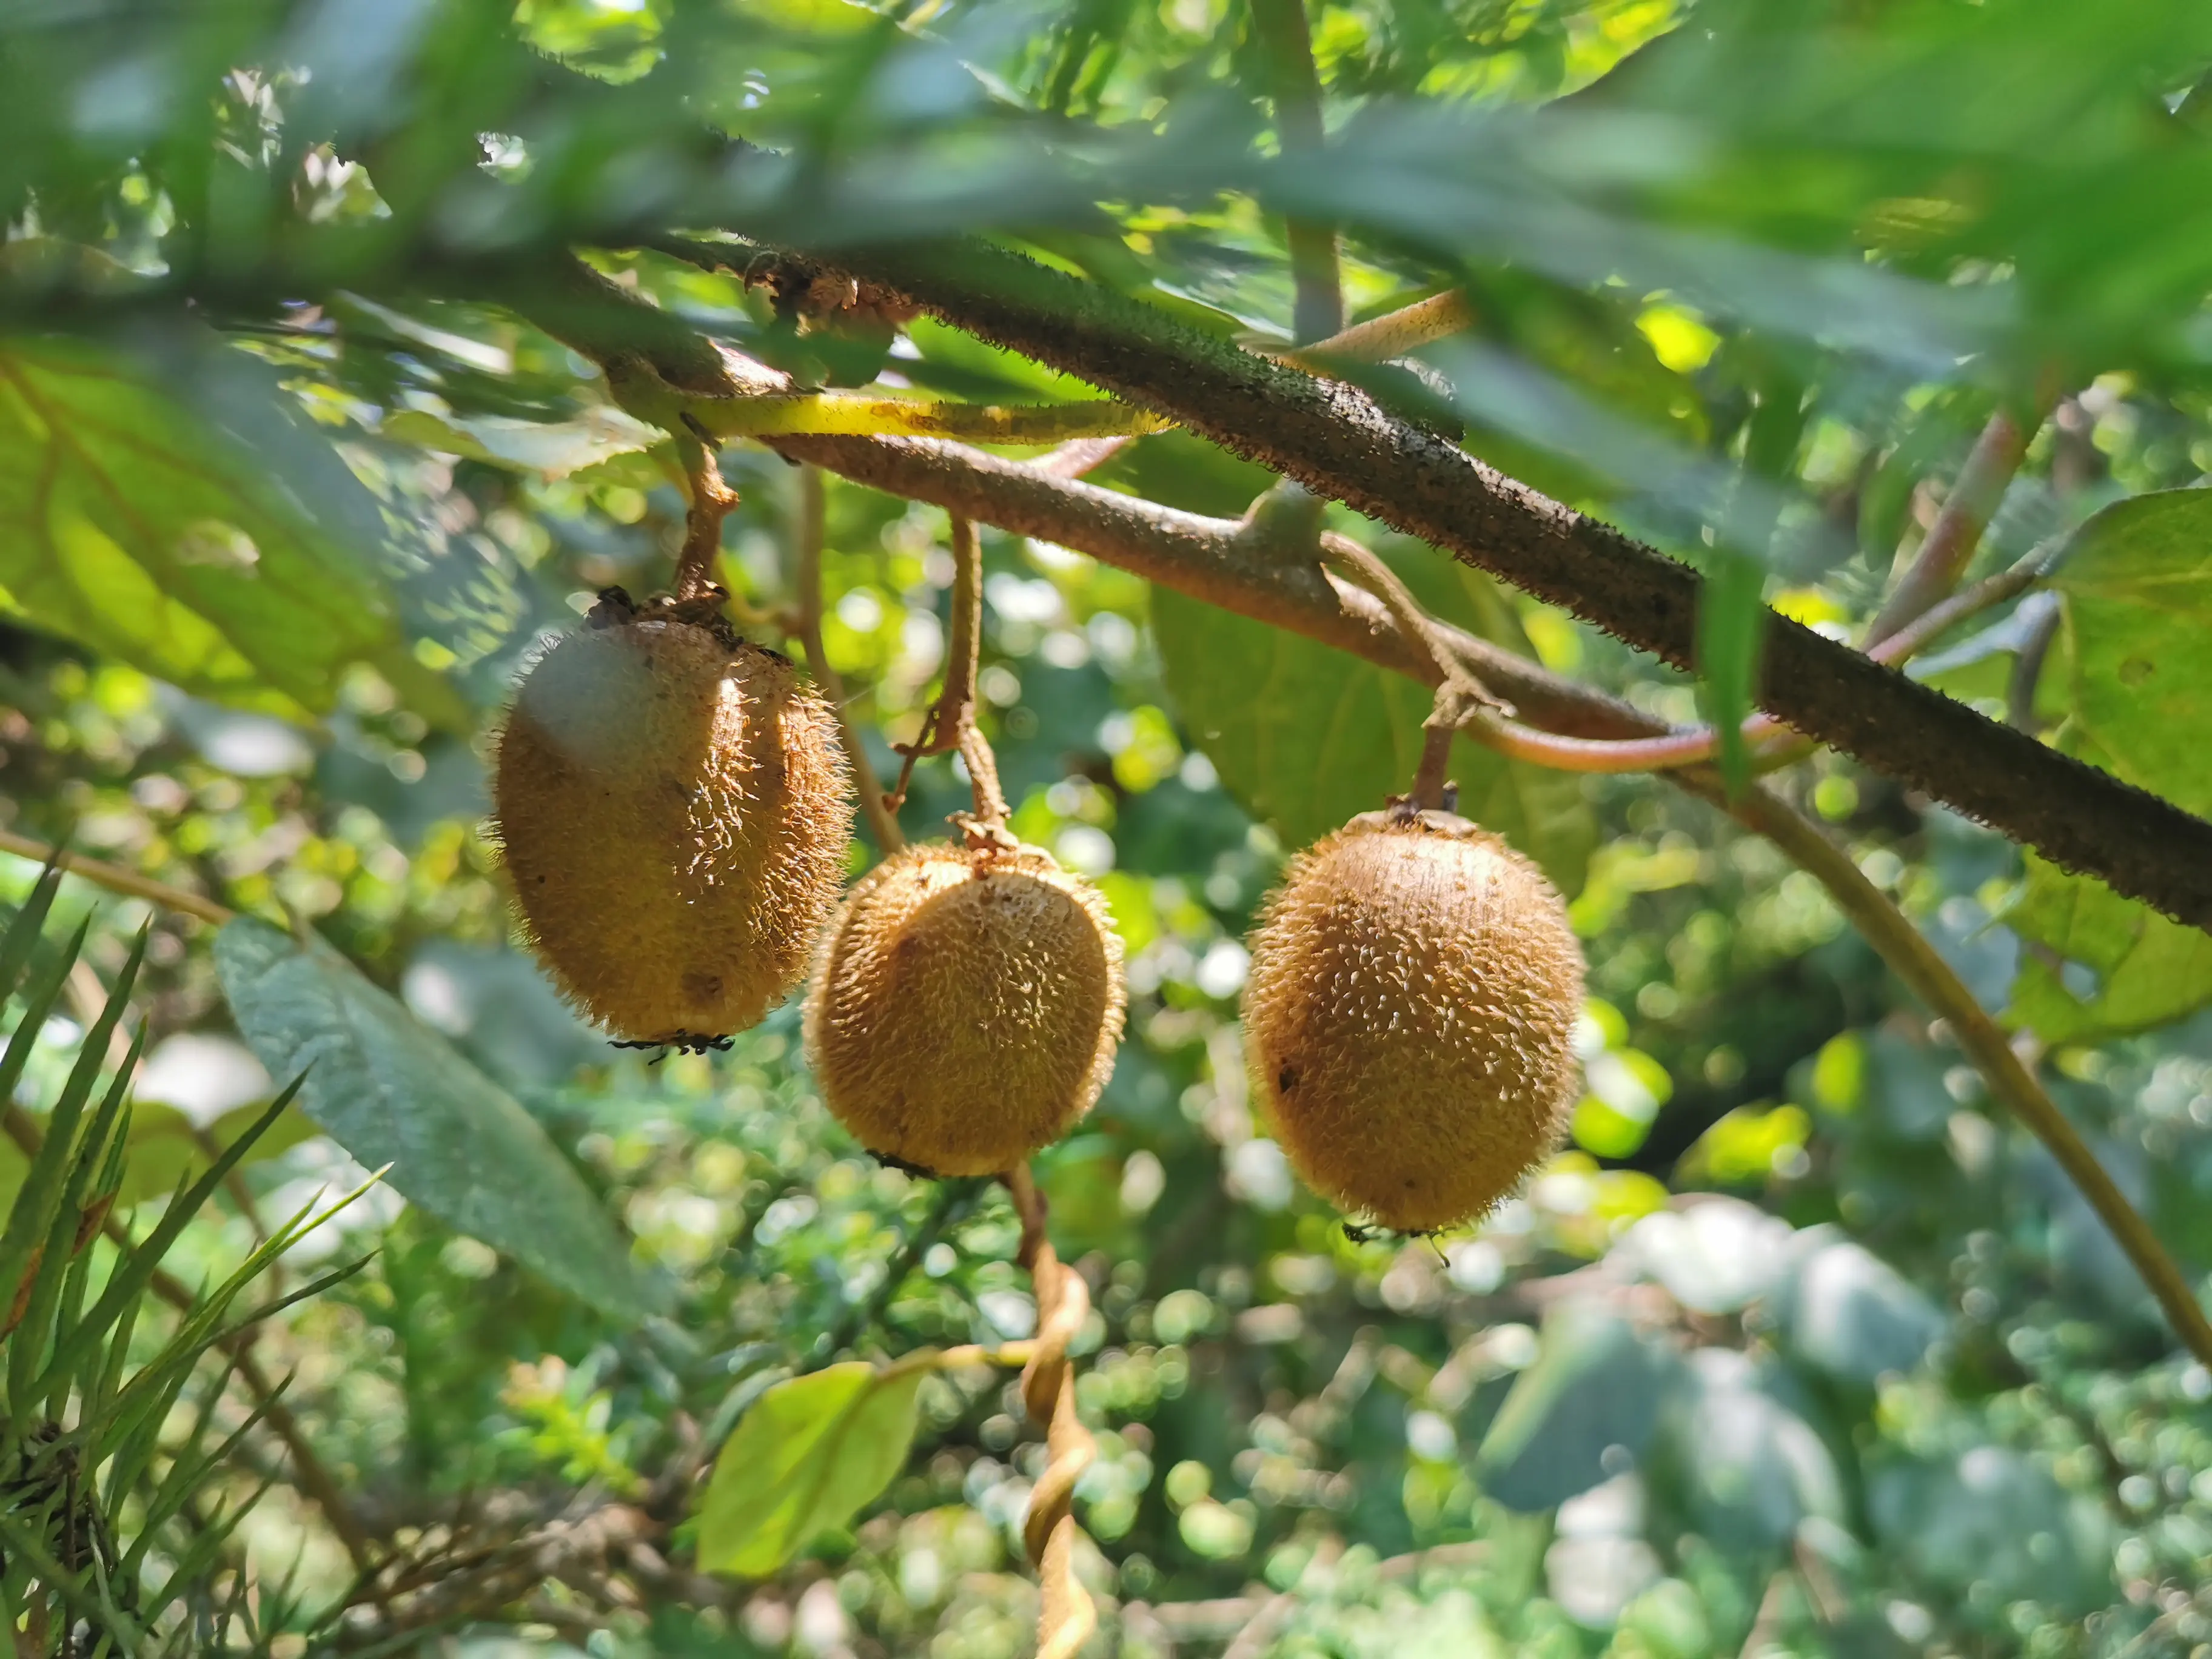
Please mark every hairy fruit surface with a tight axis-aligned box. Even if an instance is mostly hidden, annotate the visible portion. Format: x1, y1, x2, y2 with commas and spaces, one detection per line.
806, 841, 1125, 1176
493, 608, 853, 1045
1242, 809, 1584, 1232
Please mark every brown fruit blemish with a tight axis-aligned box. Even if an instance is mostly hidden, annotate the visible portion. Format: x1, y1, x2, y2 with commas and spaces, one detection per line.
1241, 809, 1585, 1233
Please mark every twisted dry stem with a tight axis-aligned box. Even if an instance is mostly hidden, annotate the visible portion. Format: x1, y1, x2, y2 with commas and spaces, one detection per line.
1005, 1163, 1097, 1659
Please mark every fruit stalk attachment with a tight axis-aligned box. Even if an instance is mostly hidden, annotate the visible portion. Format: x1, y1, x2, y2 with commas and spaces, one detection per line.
673, 426, 740, 602
1317, 534, 1510, 813
888, 516, 1010, 838
1006, 1162, 1097, 1659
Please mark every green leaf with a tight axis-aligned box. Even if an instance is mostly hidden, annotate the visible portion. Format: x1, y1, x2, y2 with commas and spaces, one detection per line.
2053, 487, 2212, 817
694, 1361, 927, 1577
0, 336, 454, 723
212, 917, 654, 1322
1151, 566, 1595, 895
1991, 492, 2212, 1039
2004, 853, 2212, 1042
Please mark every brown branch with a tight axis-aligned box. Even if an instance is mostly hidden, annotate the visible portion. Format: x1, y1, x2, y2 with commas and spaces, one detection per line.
763, 432, 1651, 741
682, 234, 2212, 930
789, 464, 905, 853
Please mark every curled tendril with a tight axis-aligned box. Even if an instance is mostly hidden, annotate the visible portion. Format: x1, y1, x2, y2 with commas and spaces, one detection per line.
1007, 1162, 1098, 1659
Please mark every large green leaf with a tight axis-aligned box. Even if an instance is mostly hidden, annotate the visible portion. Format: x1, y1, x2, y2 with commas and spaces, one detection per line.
694, 1361, 927, 1577
1152, 568, 1595, 894
2053, 488, 2212, 818
2002, 491, 2212, 1038
0, 337, 452, 723
2005, 854, 2212, 1044
213, 917, 652, 1321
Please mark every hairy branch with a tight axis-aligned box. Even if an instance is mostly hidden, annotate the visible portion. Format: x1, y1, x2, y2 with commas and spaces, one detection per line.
666, 233, 2212, 929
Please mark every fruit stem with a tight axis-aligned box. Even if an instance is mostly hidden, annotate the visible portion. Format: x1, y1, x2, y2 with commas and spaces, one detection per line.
673, 432, 740, 602
1004, 1162, 1098, 1659
888, 515, 1010, 831
1318, 534, 1506, 811
790, 465, 907, 853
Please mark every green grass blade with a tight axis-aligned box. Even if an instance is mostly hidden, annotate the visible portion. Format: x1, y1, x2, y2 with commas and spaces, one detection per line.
10, 988, 149, 1408
0, 856, 65, 1002
33, 1079, 303, 1396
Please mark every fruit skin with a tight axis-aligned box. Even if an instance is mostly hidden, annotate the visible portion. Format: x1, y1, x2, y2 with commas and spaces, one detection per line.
1241, 809, 1584, 1232
805, 840, 1125, 1176
493, 609, 853, 1045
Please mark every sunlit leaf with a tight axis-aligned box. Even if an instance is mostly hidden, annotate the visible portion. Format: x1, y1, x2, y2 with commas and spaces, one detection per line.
2004, 854, 2212, 1043
2052, 487, 2212, 818
0, 337, 457, 725
694, 1361, 927, 1577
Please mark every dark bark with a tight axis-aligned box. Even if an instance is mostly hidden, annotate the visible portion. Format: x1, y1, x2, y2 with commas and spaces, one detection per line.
711, 233, 2212, 930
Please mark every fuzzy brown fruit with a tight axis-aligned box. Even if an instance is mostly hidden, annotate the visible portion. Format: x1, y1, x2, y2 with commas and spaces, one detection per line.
493, 604, 853, 1046
805, 840, 1126, 1176
1241, 809, 1584, 1233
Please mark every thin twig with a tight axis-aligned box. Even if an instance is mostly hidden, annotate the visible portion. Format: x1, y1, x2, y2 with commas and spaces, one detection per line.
788, 464, 905, 853
1735, 1570, 1791, 1658
1718, 784, 2212, 1369
0, 831, 233, 928
887, 516, 1008, 832
1866, 403, 2040, 647
1278, 290, 1476, 368
1433, 545, 2054, 776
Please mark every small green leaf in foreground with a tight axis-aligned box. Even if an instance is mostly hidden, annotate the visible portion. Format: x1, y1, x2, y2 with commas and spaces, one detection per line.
694, 1361, 928, 1577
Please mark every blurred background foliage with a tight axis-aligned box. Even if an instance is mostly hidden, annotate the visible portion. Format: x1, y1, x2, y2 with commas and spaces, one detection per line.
4, 0, 2212, 1654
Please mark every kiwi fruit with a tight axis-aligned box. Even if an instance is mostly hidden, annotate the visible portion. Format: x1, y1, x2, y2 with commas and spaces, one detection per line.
492, 594, 853, 1046
1241, 808, 1584, 1233
805, 839, 1125, 1176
